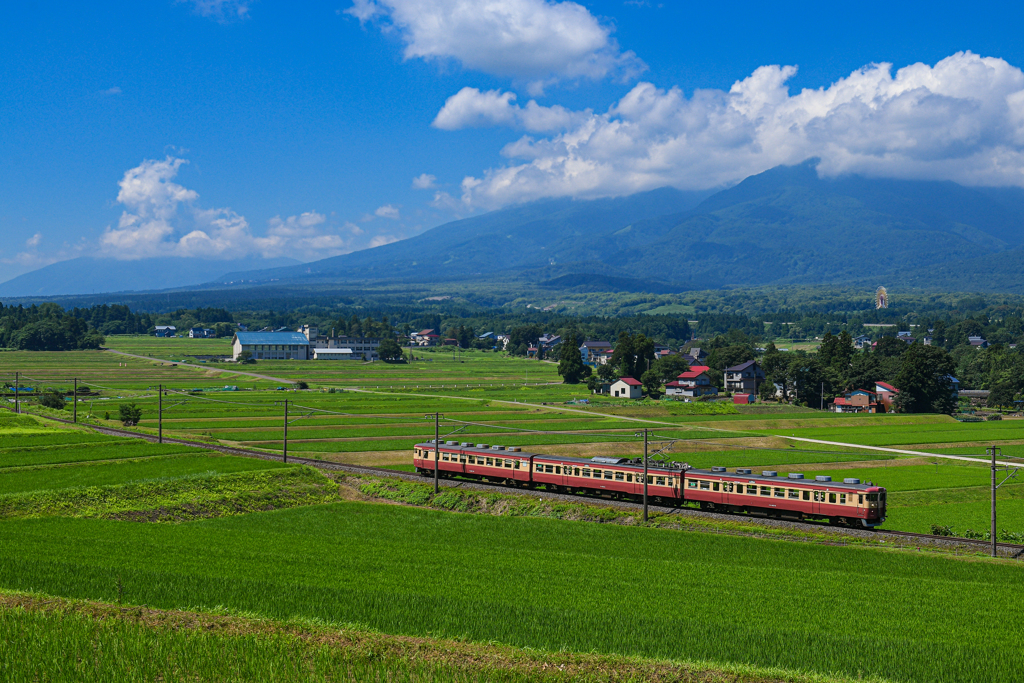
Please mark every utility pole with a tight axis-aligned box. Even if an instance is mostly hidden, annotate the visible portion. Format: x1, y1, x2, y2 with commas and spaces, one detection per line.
990, 446, 999, 558
158, 384, 162, 443
73, 378, 77, 423
820, 382, 824, 411
14, 372, 19, 414
426, 413, 441, 494
283, 398, 288, 464
635, 429, 649, 523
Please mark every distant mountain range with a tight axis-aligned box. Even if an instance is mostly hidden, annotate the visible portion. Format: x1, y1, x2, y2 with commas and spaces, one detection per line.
0, 256, 300, 298
221, 160, 1024, 292
8, 160, 1024, 299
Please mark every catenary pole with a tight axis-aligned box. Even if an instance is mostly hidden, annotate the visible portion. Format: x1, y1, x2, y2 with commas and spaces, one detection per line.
73, 378, 77, 423
14, 372, 19, 414
991, 447, 998, 558
643, 429, 649, 523
283, 399, 288, 464
434, 412, 440, 494
158, 384, 162, 443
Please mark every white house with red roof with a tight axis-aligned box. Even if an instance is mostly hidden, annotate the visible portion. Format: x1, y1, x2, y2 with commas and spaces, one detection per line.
665, 365, 719, 399
611, 377, 643, 399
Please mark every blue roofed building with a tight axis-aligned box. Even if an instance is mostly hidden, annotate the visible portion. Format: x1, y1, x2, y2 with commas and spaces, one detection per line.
232, 331, 311, 361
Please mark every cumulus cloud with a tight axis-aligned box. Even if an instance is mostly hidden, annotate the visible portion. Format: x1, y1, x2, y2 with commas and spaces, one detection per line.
412, 173, 437, 189
98, 157, 350, 261
375, 204, 401, 219
369, 234, 399, 248
101, 86, 122, 95
455, 52, 1024, 207
25, 233, 42, 247
432, 87, 588, 132
346, 0, 644, 90
180, 0, 251, 20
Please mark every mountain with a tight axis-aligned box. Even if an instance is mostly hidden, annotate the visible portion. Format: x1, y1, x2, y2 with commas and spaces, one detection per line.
0, 256, 301, 298
221, 161, 1024, 292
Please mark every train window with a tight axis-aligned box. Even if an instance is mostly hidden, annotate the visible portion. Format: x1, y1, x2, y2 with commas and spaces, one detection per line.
656, 477, 665, 486
828, 493, 836, 503
615, 472, 624, 481
867, 493, 878, 502
699, 481, 710, 490
689, 480, 698, 488
802, 491, 810, 501
712, 482, 720, 492
593, 469, 602, 478
574, 467, 580, 476
627, 473, 633, 483
505, 460, 512, 468
459, 456, 466, 463
582, 469, 591, 477
840, 493, 847, 505
858, 494, 863, 504
604, 471, 613, 480
546, 465, 555, 474
515, 460, 521, 469
788, 489, 799, 499
760, 486, 771, 496
555, 466, 561, 475
727, 482, 734, 493
485, 458, 492, 466
442, 454, 450, 461
736, 484, 743, 494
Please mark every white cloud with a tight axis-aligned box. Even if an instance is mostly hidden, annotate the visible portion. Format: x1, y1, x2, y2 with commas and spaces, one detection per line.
346, 0, 644, 90
457, 52, 1024, 207
412, 173, 438, 189
369, 234, 399, 248
101, 87, 122, 95
432, 87, 587, 132
25, 233, 42, 247
375, 204, 401, 219
180, 0, 250, 20
98, 157, 351, 262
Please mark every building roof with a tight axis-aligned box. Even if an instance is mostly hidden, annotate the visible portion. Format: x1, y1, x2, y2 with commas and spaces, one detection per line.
234, 332, 310, 345
155, 325, 176, 330
875, 381, 899, 393
315, 348, 354, 354
580, 340, 612, 348
615, 377, 642, 386
416, 329, 435, 336
678, 365, 710, 379
725, 360, 757, 372
848, 389, 876, 396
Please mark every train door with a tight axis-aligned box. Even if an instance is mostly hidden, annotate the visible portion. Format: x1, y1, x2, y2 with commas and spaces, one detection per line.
812, 489, 824, 516
722, 479, 733, 506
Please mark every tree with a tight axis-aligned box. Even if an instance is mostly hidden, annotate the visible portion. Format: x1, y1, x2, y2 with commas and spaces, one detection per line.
237, 350, 255, 364
874, 336, 907, 358
118, 403, 143, 426
378, 338, 406, 362
557, 333, 591, 384
758, 376, 777, 402
987, 381, 1017, 409
596, 363, 617, 382
892, 343, 957, 414
609, 332, 655, 380
508, 324, 542, 356
641, 369, 662, 398
650, 353, 690, 383
38, 390, 66, 410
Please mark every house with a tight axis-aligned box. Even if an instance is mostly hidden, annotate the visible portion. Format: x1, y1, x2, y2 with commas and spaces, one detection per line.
968, 336, 989, 348
232, 331, 311, 361
154, 326, 177, 337
188, 328, 215, 339
478, 332, 495, 341
830, 389, 879, 414
853, 335, 871, 349
610, 377, 643, 399
664, 365, 719, 399
724, 360, 765, 394
682, 347, 708, 366
413, 329, 439, 346
579, 340, 613, 364
538, 334, 561, 350
875, 381, 899, 411
443, 338, 458, 346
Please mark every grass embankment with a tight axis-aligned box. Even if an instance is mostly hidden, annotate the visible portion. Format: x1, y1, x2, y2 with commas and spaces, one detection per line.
0, 501, 1020, 682
0, 466, 328, 522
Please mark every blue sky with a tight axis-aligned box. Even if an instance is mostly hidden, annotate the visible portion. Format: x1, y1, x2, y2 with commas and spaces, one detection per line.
4, 0, 1024, 277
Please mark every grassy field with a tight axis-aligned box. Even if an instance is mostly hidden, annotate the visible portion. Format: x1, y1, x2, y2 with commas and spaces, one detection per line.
0, 503, 1020, 682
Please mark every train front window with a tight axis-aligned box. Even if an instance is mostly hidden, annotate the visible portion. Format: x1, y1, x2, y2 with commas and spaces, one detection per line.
866, 493, 878, 501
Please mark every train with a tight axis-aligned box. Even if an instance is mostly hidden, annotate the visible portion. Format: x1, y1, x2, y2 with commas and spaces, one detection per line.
413, 440, 888, 528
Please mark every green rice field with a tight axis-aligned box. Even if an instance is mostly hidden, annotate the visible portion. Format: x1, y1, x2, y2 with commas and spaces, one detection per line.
0, 503, 1020, 682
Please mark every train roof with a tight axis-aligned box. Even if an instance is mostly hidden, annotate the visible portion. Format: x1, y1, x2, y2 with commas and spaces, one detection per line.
414, 441, 884, 490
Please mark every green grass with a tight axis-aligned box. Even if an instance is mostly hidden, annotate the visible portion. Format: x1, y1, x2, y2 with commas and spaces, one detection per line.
0, 432, 126, 449
887, 484, 1024, 534
0, 441, 200, 468
763, 420, 1024, 446
0, 454, 289, 495
0, 502, 1020, 682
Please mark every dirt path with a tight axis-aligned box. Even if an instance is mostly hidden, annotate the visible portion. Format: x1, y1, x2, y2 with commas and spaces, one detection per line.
105, 349, 296, 384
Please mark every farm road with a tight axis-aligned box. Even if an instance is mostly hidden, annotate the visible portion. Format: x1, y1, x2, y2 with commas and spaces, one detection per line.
350, 387, 1018, 467
104, 349, 295, 384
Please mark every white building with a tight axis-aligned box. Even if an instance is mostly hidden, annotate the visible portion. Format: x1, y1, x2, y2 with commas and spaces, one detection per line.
232, 332, 311, 361
310, 335, 380, 360
313, 348, 357, 360
610, 377, 643, 399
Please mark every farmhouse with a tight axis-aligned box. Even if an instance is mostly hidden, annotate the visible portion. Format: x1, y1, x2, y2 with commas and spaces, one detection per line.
610, 377, 643, 399
830, 389, 879, 414
665, 365, 718, 399
232, 331, 311, 361
413, 329, 439, 346
188, 328, 214, 339
154, 326, 176, 337
875, 381, 899, 411
969, 336, 989, 348
724, 360, 765, 394
579, 340, 612, 364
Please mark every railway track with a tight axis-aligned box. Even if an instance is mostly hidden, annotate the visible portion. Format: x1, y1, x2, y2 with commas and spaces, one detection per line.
15, 410, 1024, 558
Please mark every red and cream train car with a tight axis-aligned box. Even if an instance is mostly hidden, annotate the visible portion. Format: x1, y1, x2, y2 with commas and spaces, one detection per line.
413, 441, 887, 528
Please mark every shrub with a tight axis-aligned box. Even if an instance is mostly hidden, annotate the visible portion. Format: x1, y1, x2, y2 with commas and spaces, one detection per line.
37, 391, 66, 411
118, 403, 142, 427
